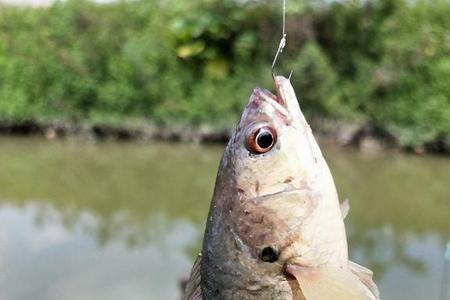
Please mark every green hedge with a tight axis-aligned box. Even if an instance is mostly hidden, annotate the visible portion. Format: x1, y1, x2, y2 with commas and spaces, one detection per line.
0, 0, 448, 147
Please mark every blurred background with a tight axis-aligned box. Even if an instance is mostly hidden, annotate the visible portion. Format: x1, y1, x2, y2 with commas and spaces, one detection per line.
0, 0, 449, 300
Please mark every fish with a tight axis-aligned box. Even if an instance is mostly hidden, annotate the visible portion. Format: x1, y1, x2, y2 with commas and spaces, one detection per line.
183, 76, 380, 300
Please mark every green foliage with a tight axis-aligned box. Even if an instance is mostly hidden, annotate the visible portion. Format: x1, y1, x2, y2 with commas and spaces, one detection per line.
289, 42, 343, 118
371, 0, 450, 145
0, 0, 448, 148
312, 0, 450, 146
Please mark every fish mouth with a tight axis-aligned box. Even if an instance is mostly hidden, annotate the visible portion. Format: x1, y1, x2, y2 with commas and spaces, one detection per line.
252, 87, 289, 117
255, 85, 285, 106
251, 75, 295, 116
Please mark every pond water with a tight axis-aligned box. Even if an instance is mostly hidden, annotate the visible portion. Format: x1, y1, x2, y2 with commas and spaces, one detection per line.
0, 137, 449, 300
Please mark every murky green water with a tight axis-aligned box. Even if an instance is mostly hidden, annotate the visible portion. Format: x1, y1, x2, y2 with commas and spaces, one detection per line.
0, 137, 449, 300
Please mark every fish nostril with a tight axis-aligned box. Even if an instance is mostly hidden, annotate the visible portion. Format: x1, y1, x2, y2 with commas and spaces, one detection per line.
259, 246, 279, 263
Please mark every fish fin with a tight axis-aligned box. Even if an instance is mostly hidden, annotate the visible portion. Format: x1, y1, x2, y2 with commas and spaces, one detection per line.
182, 254, 202, 300
349, 260, 380, 300
340, 199, 350, 220
285, 263, 377, 300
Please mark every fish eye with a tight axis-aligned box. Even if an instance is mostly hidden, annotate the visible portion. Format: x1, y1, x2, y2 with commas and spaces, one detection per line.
245, 123, 277, 154
259, 246, 279, 263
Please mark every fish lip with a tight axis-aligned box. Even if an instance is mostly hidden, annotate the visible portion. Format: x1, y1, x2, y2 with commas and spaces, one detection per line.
273, 75, 286, 106
252, 87, 289, 117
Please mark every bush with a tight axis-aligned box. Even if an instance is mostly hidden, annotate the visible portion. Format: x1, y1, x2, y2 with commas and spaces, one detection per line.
0, 0, 448, 148
289, 42, 342, 118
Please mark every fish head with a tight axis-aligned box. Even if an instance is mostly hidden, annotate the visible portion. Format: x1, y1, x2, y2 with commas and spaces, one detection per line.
224, 76, 322, 200
202, 76, 347, 298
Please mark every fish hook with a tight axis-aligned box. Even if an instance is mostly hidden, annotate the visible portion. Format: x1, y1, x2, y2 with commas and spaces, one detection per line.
271, 0, 287, 76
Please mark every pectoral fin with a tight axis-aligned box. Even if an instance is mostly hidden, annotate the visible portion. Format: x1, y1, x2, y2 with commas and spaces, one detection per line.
182, 254, 202, 300
285, 263, 378, 300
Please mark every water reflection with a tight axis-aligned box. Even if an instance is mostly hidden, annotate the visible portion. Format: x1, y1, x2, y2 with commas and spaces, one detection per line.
0, 137, 448, 300
1, 203, 198, 300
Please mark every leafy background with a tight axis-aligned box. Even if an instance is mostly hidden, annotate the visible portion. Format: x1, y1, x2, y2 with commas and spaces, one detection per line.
0, 0, 449, 149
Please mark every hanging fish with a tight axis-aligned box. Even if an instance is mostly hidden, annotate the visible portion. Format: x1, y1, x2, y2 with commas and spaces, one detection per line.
183, 76, 380, 300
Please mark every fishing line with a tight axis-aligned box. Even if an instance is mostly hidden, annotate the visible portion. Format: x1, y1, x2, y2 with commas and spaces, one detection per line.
271, 0, 287, 73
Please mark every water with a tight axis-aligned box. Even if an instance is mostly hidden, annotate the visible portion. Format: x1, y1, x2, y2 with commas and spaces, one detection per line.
0, 137, 449, 300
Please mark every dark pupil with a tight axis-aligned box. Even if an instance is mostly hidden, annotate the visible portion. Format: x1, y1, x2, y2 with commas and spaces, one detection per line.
260, 246, 279, 263
257, 130, 273, 149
